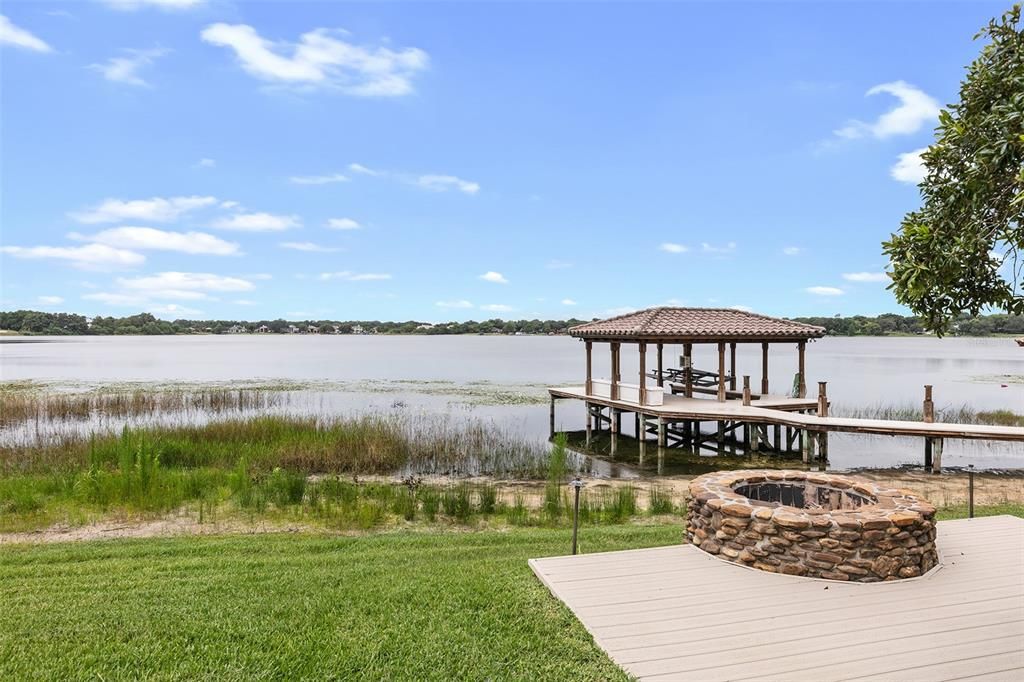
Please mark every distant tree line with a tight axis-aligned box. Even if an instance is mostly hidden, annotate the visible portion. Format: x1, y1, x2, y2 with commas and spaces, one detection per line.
2, 309, 1023, 337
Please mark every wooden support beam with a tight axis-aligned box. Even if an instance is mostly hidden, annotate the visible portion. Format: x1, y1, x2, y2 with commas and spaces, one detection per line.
761, 342, 770, 395
742, 375, 751, 406
638, 415, 646, 465
923, 385, 934, 423
658, 418, 666, 448
925, 437, 933, 470
717, 341, 726, 402
817, 381, 828, 417
933, 438, 944, 473
751, 423, 760, 452
729, 342, 737, 391
585, 341, 593, 395
638, 341, 647, 406
717, 420, 725, 443
656, 343, 664, 387
610, 342, 620, 401
797, 341, 807, 399
549, 396, 555, 438
610, 412, 618, 458
683, 343, 693, 397
585, 402, 592, 446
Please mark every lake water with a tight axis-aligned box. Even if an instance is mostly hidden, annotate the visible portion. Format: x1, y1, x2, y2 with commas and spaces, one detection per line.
1, 335, 1022, 473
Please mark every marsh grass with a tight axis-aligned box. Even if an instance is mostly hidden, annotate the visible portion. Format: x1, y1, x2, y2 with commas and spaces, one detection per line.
834, 402, 1024, 427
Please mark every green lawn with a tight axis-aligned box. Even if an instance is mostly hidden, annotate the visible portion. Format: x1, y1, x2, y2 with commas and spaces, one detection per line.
0, 524, 679, 680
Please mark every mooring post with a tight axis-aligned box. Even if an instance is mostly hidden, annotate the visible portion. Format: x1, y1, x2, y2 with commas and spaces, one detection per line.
816, 381, 829, 461
585, 402, 593, 446
923, 385, 934, 423
610, 409, 619, 457
638, 415, 647, 465
657, 417, 666, 447
933, 438, 943, 473
549, 396, 556, 438
742, 375, 751, 406
968, 464, 975, 518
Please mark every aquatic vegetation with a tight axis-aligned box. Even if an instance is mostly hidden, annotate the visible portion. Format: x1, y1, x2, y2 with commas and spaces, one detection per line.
833, 402, 1024, 427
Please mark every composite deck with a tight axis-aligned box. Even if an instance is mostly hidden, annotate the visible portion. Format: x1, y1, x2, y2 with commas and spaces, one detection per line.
530, 515, 1024, 681
549, 386, 1024, 442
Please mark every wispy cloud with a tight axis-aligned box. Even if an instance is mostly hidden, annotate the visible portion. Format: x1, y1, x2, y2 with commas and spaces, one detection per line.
102, 0, 206, 10
805, 286, 844, 296
545, 259, 572, 270
479, 303, 514, 312
326, 218, 361, 230
118, 271, 255, 295
891, 147, 928, 184
348, 162, 382, 176
561, 298, 577, 306
842, 272, 888, 283
782, 246, 803, 256
200, 23, 429, 96
318, 271, 391, 281
288, 172, 349, 185
702, 241, 736, 254
0, 15, 53, 52
1, 244, 144, 270
436, 300, 473, 309
479, 271, 508, 284
37, 295, 64, 306
70, 195, 217, 224
659, 242, 688, 254
211, 212, 300, 232
279, 241, 341, 253
834, 81, 940, 140
195, 158, 216, 168
415, 174, 480, 195
89, 47, 170, 87
70, 227, 239, 255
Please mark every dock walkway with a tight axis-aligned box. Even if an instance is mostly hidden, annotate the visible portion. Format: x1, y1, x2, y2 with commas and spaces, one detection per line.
530, 515, 1024, 681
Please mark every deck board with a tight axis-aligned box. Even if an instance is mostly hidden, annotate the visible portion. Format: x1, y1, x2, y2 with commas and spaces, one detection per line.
530, 516, 1024, 681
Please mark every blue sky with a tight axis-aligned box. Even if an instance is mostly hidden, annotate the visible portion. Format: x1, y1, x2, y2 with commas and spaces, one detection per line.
0, 0, 1007, 322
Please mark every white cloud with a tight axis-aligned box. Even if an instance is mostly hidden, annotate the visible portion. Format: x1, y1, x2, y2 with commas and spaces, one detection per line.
101, 0, 206, 10
835, 81, 940, 139
805, 286, 844, 296
211, 212, 300, 232
70, 195, 217, 224
279, 241, 341, 253
416, 174, 480, 195
348, 162, 382, 176
118, 271, 255, 294
71, 227, 239, 255
248, 273, 273, 280
83, 292, 148, 306
480, 304, 514, 313
546, 259, 572, 269
702, 241, 736, 254
782, 246, 802, 256
842, 272, 888, 283
326, 217, 361, 230
220, 200, 240, 209
0, 15, 53, 53
891, 147, 928, 184
196, 158, 216, 168
479, 271, 508, 284
436, 300, 473, 309
289, 173, 348, 185
37, 295, 64, 306
200, 23, 429, 96
147, 303, 202, 316
659, 242, 688, 254
561, 299, 577, 306
88, 47, 169, 87
1, 244, 145, 270
232, 299, 257, 305
318, 271, 391, 281
604, 306, 637, 316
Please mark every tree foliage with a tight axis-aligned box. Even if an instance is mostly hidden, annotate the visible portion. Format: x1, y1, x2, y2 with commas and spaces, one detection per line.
884, 5, 1024, 333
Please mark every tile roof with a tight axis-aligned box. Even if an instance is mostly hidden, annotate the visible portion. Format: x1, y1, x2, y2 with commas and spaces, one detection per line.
569, 307, 826, 341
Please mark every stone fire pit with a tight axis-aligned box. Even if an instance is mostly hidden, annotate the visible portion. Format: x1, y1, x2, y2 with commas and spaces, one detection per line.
687, 470, 938, 582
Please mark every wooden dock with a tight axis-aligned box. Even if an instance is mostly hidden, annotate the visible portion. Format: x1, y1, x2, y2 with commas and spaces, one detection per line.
530, 515, 1024, 681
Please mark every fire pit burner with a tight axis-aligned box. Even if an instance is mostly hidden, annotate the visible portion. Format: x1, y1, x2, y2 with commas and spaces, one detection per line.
687, 470, 938, 582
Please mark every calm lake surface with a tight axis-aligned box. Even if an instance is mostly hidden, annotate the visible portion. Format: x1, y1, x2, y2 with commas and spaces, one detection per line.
2, 335, 1022, 473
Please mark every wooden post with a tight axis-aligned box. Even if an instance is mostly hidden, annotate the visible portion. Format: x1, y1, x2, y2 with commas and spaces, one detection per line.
742, 375, 751, 406
610, 342, 620, 401
717, 421, 725, 444
933, 438, 943, 473
729, 342, 737, 391
683, 343, 693, 397
761, 342, 770, 395
751, 423, 760, 452
923, 385, 934, 423
615, 409, 622, 435
657, 417, 666, 447
717, 341, 726, 402
638, 414, 646, 465
585, 402, 592, 446
656, 343, 664, 387
549, 396, 555, 438
610, 409, 618, 458
638, 341, 647, 406
797, 341, 806, 399
924, 438, 933, 470
817, 381, 828, 417
585, 341, 593, 395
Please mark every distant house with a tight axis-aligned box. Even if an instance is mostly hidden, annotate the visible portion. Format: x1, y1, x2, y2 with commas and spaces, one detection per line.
307, 325, 320, 334
352, 324, 365, 335
255, 325, 270, 334
228, 324, 248, 334
416, 323, 434, 331
287, 324, 300, 334
331, 324, 342, 334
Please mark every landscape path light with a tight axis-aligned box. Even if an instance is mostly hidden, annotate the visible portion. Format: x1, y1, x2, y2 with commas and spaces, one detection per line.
569, 476, 585, 555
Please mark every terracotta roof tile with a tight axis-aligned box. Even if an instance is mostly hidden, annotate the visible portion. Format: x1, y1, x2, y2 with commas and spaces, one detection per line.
569, 307, 825, 341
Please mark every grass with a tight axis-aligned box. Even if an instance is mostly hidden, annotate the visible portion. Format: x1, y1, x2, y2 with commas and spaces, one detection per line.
833, 402, 1024, 427
0, 525, 678, 680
